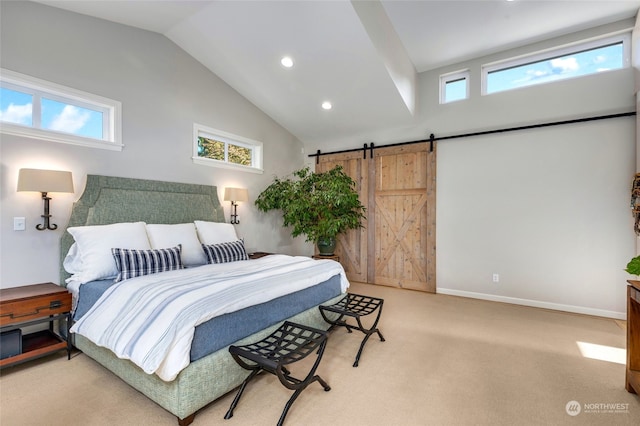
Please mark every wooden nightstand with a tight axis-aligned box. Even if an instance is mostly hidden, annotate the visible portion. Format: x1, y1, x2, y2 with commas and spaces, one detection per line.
312, 255, 340, 262
0, 282, 72, 368
248, 252, 272, 259
627, 280, 640, 394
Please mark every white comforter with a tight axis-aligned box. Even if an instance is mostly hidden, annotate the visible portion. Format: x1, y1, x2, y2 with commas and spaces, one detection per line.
70, 255, 349, 381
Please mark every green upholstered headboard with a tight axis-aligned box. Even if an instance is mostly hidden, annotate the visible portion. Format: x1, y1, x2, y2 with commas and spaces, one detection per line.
59, 175, 225, 285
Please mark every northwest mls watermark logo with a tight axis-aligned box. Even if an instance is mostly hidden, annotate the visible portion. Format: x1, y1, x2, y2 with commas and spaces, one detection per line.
565, 401, 581, 416
566, 400, 630, 416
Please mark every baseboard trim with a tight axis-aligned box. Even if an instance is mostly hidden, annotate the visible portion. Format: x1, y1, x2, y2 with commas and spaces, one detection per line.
436, 287, 626, 320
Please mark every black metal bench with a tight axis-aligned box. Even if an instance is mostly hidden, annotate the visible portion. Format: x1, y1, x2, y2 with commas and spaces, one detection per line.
319, 293, 385, 367
224, 321, 330, 426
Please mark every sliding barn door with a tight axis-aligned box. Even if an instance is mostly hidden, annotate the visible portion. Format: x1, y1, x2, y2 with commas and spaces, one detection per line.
372, 143, 436, 292
316, 142, 436, 292
317, 152, 368, 283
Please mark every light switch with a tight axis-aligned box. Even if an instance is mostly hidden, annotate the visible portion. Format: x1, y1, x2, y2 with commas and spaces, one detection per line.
13, 217, 26, 231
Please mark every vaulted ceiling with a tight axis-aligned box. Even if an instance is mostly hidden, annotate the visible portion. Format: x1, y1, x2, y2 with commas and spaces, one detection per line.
34, 1, 640, 146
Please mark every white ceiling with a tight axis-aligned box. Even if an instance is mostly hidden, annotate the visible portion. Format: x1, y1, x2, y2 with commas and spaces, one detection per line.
34, 0, 640, 147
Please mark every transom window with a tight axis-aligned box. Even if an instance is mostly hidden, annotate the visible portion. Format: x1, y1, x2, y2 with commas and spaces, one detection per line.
483, 32, 629, 95
440, 69, 469, 104
0, 69, 122, 150
193, 123, 263, 173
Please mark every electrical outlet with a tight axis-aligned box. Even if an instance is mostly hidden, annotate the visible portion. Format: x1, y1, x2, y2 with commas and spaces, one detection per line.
492, 273, 500, 283
13, 217, 26, 231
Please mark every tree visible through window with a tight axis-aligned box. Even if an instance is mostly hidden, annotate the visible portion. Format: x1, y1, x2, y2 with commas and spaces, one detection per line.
197, 136, 251, 166
193, 123, 263, 173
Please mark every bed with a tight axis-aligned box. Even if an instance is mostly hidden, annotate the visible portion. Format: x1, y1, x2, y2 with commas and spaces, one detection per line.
59, 174, 346, 425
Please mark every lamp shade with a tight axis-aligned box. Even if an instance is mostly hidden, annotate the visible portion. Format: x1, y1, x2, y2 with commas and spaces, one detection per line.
17, 168, 74, 193
224, 187, 248, 202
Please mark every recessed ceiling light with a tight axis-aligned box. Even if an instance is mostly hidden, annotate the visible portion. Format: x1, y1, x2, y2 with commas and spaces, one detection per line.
281, 56, 294, 68
321, 101, 332, 110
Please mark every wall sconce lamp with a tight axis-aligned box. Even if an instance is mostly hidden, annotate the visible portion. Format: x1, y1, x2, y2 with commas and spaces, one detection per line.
17, 168, 74, 231
223, 187, 248, 225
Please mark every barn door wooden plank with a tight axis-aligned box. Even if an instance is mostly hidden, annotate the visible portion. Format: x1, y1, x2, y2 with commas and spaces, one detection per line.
315, 140, 436, 292
317, 152, 368, 283
373, 143, 436, 292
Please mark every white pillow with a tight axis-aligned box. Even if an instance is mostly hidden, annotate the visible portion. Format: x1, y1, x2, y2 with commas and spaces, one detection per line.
63, 243, 83, 274
194, 221, 238, 245
146, 223, 207, 267
66, 222, 151, 284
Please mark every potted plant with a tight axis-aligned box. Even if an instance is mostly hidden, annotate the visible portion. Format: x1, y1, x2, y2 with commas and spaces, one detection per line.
255, 165, 366, 255
626, 255, 640, 277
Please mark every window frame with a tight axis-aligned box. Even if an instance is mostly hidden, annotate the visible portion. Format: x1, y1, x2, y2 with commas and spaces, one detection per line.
439, 69, 470, 104
192, 123, 263, 174
481, 31, 630, 96
0, 68, 122, 150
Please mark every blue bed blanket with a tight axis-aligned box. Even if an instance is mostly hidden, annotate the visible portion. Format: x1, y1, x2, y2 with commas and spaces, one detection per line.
73, 262, 343, 363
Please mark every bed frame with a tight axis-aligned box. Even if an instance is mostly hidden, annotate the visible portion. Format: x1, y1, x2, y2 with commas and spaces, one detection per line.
60, 175, 342, 425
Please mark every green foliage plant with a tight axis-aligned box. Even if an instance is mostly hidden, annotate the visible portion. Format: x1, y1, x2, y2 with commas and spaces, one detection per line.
198, 137, 251, 166
626, 255, 640, 276
254, 166, 366, 243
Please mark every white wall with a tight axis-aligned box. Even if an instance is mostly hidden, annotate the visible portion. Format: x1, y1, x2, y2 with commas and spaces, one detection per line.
1, 2, 635, 318
0, 1, 309, 288
305, 19, 637, 318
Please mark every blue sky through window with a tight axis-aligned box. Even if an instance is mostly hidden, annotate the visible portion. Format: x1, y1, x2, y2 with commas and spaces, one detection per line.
0, 88, 33, 126
487, 43, 623, 94
445, 78, 467, 102
1, 87, 103, 139
41, 98, 103, 139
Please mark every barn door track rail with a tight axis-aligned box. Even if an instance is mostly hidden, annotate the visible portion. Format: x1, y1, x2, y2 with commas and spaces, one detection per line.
309, 111, 636, 164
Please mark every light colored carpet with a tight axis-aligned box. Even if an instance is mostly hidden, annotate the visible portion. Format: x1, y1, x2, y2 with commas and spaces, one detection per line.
1, 282, 638, 425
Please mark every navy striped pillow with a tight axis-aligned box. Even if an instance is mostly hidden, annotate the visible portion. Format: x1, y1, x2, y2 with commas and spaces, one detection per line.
111, 245, 183, 282
202, 240, 248, 264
